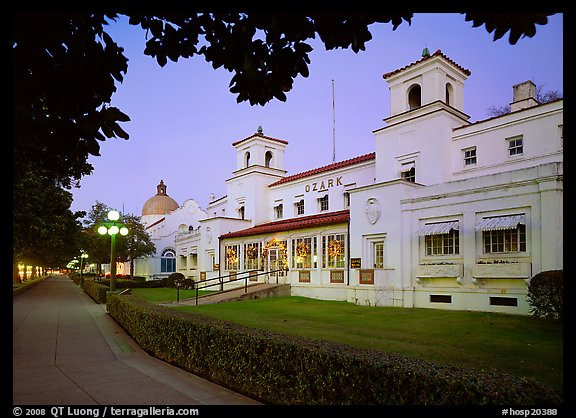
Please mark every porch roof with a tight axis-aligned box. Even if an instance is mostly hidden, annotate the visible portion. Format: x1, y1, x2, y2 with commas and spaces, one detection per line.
220, 210, 350, 239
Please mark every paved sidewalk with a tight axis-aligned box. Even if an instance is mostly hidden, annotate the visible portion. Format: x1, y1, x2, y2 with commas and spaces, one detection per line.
13, 275, 261, 405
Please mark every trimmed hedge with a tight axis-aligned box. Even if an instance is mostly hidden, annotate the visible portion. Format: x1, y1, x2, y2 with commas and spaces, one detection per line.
107, 294, 562, 405
84, 280, 110, 304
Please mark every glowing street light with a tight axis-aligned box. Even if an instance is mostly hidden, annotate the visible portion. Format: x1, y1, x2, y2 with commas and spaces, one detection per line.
98, 210, 128, 291
79, 251, 89, 287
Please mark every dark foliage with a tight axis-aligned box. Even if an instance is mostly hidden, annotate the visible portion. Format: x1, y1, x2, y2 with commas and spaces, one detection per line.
527, 270, 563, 321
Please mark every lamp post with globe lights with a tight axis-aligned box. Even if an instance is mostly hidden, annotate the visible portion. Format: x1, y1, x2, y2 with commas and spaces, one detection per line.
98, 210, 128, 291
79, 251, 89, 287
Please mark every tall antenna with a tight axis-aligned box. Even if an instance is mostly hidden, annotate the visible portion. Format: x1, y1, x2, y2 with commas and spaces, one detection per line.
332, 79, 336, 163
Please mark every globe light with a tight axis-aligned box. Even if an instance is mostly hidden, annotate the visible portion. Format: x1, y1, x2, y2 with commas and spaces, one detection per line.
108, 210, 120, 221
98, 226, 108, 235
120, 227, 129, 236
108, 225, 120, 235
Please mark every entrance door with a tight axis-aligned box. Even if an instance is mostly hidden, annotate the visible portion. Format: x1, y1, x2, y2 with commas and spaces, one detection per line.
267, 248, 285, 284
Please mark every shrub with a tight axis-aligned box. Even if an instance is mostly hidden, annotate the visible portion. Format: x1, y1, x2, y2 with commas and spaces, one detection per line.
527, 270, 563, 321
163, 272, 185, 288
107, 294, 562, 405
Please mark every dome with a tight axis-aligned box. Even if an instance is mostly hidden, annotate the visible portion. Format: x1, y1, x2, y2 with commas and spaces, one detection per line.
142, 180, 180, 216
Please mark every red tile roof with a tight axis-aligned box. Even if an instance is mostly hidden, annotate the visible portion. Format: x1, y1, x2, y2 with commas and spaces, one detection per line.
220, 210, 350, 239
383, 49, 471, 79
269, 152, 375, 187
232, 132, 289, 147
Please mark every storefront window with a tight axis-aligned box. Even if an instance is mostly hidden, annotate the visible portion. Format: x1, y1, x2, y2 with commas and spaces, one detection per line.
292, 237, 317, 269
322, 234, 346, 268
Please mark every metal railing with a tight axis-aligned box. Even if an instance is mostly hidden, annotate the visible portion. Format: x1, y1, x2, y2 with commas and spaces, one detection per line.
193, 268, 287, 305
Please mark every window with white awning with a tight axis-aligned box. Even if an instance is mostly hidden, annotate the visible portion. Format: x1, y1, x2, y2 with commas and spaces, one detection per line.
417, 220, 459, 236
476, 214, 526, 231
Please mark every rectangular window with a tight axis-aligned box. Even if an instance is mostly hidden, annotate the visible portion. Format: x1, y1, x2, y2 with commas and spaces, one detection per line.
483, 225, 526, 253
292, 237, 317, 269
430, 295, 452, 303
490, 296, 518, 307
323, 234, 346, 269
224, 244, 240, 270
206, 250, 215, 271
319, 195, 329, 211
344, 192, 351, 208
295, 199, 305, 215
243, 242, 260, 270
160, 258, 176, 273
400, 162, 416, 182
507, 136, 523, 156
425, 230, 460, 256
373, 241, 384, 268
463, 147, 477, 166
274, 203, 283, 220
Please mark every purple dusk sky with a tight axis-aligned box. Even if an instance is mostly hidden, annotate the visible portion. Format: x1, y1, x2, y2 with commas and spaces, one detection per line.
70, 13, 564, 218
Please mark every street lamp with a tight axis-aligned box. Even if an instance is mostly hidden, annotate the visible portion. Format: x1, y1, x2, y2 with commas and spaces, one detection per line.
98, 210, 128, 291
79, 251, 89, 287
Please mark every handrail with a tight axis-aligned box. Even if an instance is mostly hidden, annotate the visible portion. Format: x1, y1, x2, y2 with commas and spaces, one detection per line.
194, 268, 287, 305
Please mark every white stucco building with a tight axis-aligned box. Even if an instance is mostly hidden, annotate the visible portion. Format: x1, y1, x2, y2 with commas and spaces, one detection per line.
138, 49, 562, 315
131, 180, 207, 280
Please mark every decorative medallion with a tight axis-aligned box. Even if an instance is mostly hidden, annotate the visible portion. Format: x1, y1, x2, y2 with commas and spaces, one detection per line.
365, 198, 381, 225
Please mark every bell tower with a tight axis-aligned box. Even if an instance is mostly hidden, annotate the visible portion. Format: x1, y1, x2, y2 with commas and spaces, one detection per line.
374, 50, 472, 185
232, 126, 287, 173
227, 127, 288, 225
384, 49, 471, 118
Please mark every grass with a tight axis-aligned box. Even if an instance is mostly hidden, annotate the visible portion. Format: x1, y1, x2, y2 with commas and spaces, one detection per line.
131, 287, 215, 303
135, 292, 563, 395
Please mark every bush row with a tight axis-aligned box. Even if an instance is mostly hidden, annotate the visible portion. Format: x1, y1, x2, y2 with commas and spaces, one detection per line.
83, 280, 110, 303
106, 293, 562, 405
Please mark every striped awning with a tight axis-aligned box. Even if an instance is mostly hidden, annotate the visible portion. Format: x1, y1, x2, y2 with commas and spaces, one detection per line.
475, 214, 525, 231
417, 221, 459, 236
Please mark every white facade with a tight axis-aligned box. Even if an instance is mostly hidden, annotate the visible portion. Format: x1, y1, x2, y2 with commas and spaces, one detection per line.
131, 191, 207, 280
153, 50, 562, 314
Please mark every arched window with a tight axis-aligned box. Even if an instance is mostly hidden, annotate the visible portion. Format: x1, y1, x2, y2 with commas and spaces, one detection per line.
244, 151, 251, 167
408, 84, 421, 110
265, 151, 273, 167
161, 249, 176, 273
445, 83, 454, 106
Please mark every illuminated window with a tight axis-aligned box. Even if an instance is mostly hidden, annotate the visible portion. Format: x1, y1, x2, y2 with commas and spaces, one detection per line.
225, 244, 240, 270
292, 237, 317, 269
322, 234, 346, 269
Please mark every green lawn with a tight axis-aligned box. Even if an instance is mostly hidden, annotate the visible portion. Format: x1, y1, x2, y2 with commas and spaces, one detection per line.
136, 292, 563, 394
131, 287, 215, 303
